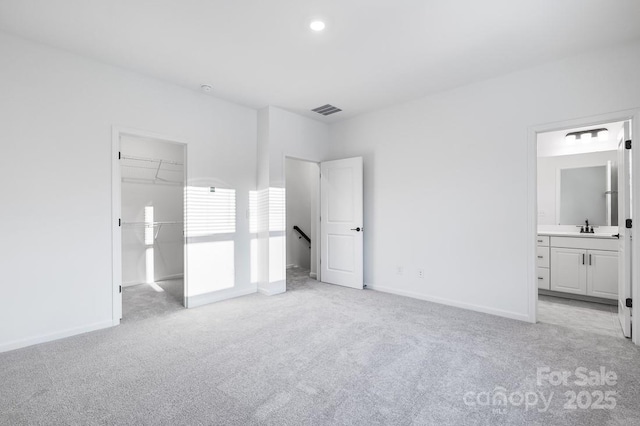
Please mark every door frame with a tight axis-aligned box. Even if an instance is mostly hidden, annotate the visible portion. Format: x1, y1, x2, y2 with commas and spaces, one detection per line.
283, 155, 321, 283
111, 126, 188, 325
527, 109, 640, 345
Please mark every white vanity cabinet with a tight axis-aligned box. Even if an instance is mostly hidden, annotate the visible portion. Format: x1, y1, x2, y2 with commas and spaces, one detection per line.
546, 236, 618, 300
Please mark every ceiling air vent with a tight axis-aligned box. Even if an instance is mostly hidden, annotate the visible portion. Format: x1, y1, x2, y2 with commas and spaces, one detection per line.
312, 104, 342, 116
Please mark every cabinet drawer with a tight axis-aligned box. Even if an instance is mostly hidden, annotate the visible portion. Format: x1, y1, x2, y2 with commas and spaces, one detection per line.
536, 246, 550, 268
536, 235, 550, 247
537, 267, 550, 290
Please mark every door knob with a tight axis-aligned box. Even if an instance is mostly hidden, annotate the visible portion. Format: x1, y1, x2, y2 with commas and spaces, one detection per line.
350, 227, 361, 232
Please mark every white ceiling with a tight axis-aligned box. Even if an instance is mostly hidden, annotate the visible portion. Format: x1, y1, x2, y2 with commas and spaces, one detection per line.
1, 0, 640, 122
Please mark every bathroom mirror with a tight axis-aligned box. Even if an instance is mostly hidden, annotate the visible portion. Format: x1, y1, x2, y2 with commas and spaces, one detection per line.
558, 164, 617, 226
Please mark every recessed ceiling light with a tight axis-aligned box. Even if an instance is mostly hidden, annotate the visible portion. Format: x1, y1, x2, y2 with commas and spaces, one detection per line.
310, 20, 326, 32
201, 84, 212, 93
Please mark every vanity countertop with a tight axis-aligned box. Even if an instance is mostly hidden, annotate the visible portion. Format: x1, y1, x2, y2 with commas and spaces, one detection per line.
538, 231, 619, 239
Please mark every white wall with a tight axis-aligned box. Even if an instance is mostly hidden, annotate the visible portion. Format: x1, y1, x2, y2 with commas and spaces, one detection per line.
256, 107, 329, 295
537, 151, 617, 226
121, 136, 184, 285
328, 41, 640, 321
0, 33, 257, 351
285, 159, 317, 270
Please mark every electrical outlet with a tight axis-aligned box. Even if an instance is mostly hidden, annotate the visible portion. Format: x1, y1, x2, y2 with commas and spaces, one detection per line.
418, 269, 424, 278
396, 266, 403, 275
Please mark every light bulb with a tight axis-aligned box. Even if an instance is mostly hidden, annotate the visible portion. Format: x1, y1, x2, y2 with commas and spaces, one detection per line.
598, 130, 609, 141
310, 20, 326, 32
581, 132, 592, 142
565, 134, 576, 143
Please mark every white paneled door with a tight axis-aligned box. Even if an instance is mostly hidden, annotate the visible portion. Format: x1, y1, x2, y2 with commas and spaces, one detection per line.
617, 122, 632, 338
320, 157, 363, 289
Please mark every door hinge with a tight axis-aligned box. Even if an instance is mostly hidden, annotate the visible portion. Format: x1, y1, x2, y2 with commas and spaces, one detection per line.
626, 219, 632, 229
118, 151, 121, 159
119, 285, 122, 294
625, 140, 632, 150
119, 218, 121, 227
626, 298, 632, 308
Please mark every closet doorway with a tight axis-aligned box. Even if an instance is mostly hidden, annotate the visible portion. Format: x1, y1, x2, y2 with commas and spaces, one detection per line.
113, 130, 187, 322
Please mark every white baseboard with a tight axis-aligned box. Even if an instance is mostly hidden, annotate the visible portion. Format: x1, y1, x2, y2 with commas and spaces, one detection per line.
309, 272, 317, 279
258, 280, 286, 296
123, 274, 184, 288
286, 264, 295, 269
156, 273, 184, 282
186, 286, 257, 309
258, 287, 285, 296
366, 283, 532, 323
0, 320, 114, 354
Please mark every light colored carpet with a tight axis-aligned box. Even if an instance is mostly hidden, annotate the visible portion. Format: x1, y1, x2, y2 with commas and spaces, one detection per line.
1, 268, 640, 425
122, 279, 184, 322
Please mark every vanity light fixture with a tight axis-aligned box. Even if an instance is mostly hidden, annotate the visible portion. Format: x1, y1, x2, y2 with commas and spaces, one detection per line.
565, 128, 608, 143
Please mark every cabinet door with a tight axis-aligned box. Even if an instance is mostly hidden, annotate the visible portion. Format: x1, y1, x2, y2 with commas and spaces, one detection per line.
550, 248, 587, 295
587, 250, 618, 299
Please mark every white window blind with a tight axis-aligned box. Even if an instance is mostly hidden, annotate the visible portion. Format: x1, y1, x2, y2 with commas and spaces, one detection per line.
185, 187, 236, 237
269, 187, 286, 232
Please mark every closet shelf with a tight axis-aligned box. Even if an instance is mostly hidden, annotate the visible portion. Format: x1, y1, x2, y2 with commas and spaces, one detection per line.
120, 154, 183, 166
120, 154, 184, 186
122, 221, 183, 226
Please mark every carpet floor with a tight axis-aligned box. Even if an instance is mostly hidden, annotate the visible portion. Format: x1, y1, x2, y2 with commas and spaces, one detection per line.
1, 268, 640, 425
122, 279, 184, 322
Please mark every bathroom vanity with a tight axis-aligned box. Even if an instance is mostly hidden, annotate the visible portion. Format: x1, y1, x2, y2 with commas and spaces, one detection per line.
537, 232, 618, 300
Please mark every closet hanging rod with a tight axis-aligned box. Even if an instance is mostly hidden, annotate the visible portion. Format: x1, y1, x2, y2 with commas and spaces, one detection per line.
121, 177, 183, 186
121, 163, 183, 171
120, 154, 184, 166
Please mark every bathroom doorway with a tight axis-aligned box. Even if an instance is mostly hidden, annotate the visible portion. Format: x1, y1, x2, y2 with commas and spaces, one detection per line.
531, 112, 639, 343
